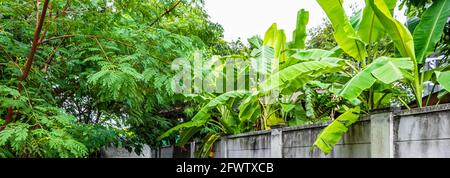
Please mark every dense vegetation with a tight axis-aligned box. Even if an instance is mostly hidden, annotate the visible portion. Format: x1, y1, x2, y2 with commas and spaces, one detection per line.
161, 0, 450, 157
0, 0, 237, 157
1, 0, 449, 158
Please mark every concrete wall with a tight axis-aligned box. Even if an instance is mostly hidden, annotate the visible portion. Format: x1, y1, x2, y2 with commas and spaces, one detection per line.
394, 105, 450, 158
210, 104, 450, 158
101, 145, 152, 158
282, 119, 371, 158
102, 104, 450, 158
159, 145, 174, 158
212, 116, 372, 158
224, 131, 271, 158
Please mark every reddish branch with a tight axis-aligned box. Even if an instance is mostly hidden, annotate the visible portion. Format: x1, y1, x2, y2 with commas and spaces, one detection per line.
35, 0, 41, 28
38, 3, 52, 44
19, 0, 50, 82
1, 0, 50, 131
149, 0, 182, 27
3, 108, 14, 127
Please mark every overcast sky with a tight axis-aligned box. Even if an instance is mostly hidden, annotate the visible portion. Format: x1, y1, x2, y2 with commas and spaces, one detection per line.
204, 0, 406, 42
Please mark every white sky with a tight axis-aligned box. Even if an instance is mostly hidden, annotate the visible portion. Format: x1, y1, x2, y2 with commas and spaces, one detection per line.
204, 0, 406, 42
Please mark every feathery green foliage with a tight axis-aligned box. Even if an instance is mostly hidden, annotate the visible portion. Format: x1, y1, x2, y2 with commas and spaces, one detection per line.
0, 0, 233, 157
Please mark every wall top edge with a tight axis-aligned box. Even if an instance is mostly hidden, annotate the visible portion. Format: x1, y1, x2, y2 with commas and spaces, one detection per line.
225, 130, 272, 138
394, 103, 450, 117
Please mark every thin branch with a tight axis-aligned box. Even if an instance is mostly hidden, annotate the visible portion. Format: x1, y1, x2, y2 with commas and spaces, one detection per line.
39, 35, 75, 44
149, 0, 182, 27
39, 34, 133, 47
43, 39, 64, 73
94, 37, 111, 62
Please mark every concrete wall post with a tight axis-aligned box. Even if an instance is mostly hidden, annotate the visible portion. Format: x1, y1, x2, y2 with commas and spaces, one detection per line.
370, 112, 394, 158
189, 141, 196, 158
270, 128, 283, 158
219, 137, 228, 158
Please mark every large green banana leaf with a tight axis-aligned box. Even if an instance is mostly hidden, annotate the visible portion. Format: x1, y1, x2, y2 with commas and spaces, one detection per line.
217, 105, 241, 134
317, 0, 368, 61
369, 0, 416, 60
159, 91, 251, 139
266, 107, 286, 127
282, 49, 335, 69
259, 61, 339, 93
358, 0, 397, 44
339, 57, 413, 100
251, 46, 276, 77
264, 23, 287, 62
339, 62, 381, 101
176, 127, 202, 147
436, 71, 450, 93
291, 9, 309, 49
291, 49, 335, 61
413, 0, 450, 64
196, 133, 220, 158
407, 17, 421, 33
313, 107, 361, 155
205, 91, 250, 108
438, 90, 449, 100
239, 95, 261, 130
372, 58, 413, 84
350, 9, 363, 30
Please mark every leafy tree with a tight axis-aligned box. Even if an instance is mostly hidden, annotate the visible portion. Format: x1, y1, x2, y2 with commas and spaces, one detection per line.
307, 20, 337, 50
0, 0, 232, 157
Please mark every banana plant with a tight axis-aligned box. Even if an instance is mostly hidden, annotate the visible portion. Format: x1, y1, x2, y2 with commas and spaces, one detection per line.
317, 0, 401, 110
412, 0, 450, 105
159, 90, 252, 158
323, 0, 447, 105
313, 0, 450, 154
161, 0, 450, 157
160, 9, 354, 157
245, 10, 353, 130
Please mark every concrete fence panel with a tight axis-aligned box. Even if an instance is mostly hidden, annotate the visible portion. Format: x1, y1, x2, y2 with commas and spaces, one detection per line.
102, 104, 450, 158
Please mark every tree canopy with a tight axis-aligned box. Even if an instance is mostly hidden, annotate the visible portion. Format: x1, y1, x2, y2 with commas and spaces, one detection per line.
0, 0, 237, 157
